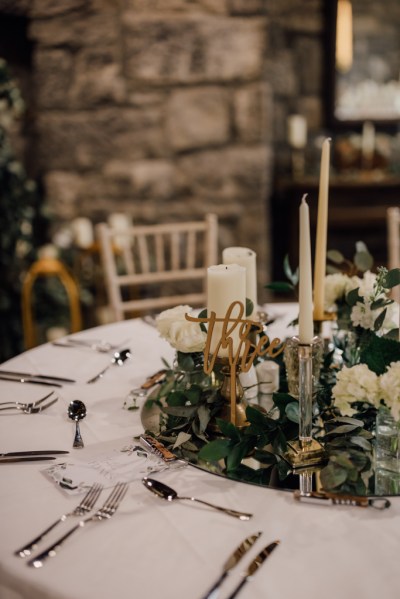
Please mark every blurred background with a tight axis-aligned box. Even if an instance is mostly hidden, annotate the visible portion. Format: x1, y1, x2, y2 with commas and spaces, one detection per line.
1, 0, 399, 360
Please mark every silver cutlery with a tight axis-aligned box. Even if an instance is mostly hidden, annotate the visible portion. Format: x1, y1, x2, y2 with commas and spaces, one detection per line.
226, 540, 280, 599
0, 374, 62, 387
86, 348, 131, 384
0, 391, 55, 409
27, 482, 128, 567
0, 394, 58, 414
142, 478, 253, 520
53, 338, 130, 353
0, 456, 58, 463
1, 450, 68, 458
0, 370, 75, 384
200, 533, 262, 599
67, 400, 87, 448
15, 483, 103, 558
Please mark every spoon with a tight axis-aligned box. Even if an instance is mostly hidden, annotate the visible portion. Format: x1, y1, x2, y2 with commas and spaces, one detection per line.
142, 478, 252, 520
86, 348, 132, 384
68, 400, 87, 448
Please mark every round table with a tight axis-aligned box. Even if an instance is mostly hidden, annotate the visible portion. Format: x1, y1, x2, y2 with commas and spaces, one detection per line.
0, 313, 399, 599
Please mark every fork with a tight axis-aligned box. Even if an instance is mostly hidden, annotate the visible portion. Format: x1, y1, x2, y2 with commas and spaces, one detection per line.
53, 338, 130, 353
0, 392, 57, 413
15, 483, 103, 558
27, 482, 128, 568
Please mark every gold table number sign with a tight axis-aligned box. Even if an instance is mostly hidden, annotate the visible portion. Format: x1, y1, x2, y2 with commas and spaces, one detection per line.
186, 301, 285, 426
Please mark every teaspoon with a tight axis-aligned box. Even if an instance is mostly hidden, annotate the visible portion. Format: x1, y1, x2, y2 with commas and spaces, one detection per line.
68, 400, 87, 448
86, 348, 132, 384
142, 477, 252, 520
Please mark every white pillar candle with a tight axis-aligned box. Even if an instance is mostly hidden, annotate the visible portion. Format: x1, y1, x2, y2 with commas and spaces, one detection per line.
207, 263, 246, 357
222, 247, 258, 317
299, 195, 314, 344
313, 138, 331, 321
71, 217, 94, 249
108, 213, 132, 249
287, 114, 307, 149
256, 360, 280, 394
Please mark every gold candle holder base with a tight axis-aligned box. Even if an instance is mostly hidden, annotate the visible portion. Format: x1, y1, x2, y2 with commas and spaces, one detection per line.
219, 361, 249, 429
283, 439, 327, 469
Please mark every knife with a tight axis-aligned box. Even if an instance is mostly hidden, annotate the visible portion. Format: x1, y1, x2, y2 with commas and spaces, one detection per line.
200, 532, 262, 599
0, 370, 75, 384
0, 375, 63, 388
226, 540, 280, 599
0, 451, 69, 458
0, 456, 58, 463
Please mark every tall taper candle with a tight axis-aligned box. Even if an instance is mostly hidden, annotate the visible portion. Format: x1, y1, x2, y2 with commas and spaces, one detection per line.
313, 137, 331, 320
299, 195, 314, 344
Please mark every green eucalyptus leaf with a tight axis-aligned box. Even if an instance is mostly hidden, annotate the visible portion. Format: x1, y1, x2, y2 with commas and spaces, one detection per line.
327, 249, 345, 264
285, 401, 299, 423
265, 281, 295, 293
383, 268, 400, 289
198, 438, 232, 461
162, 405, 198, 418
349, 436, 372, 451
346, 287, 363, 307
216, 418, 241, 441
324, 424, 361, 435
197, 404, 211, 434
246, 298, 254, 317
172, 431, 192, 449
373, 308, 387, 332
320, 463, 348, 490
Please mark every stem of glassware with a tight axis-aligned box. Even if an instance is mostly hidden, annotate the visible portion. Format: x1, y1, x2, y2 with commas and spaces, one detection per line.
298, 343, 313, 447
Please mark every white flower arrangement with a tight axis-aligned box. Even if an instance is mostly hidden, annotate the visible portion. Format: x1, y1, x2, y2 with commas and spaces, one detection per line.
155, 305, 207, 353
332, 361, 400, 420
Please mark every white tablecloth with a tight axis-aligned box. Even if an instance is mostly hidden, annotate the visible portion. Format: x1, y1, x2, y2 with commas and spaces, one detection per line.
0, 311, 399, 599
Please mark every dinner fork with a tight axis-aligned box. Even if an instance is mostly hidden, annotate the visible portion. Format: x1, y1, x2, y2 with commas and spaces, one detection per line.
27, 482, 128, 568
0, 391, 54, 409
0, 393, 58, 414
15, 483, 103, 558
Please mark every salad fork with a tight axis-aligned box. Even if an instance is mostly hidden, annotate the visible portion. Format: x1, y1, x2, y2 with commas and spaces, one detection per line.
15, 483, 103, 558
0, 392, 57, 413
27, 482, 128, 567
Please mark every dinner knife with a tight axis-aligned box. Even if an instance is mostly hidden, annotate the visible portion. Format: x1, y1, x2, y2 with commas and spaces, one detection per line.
0, 374, 63, 387
200, 532, 262, 599
226, 540, 280, 599
0, 451, 69, 458
293, 490, 391, 510
0, 456, 58, 463
0, 370, 76, 384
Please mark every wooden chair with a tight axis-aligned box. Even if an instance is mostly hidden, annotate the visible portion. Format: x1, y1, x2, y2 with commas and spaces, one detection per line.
22, 258, 82, 348
96, 214, 218, 321
387, 206, 400, 302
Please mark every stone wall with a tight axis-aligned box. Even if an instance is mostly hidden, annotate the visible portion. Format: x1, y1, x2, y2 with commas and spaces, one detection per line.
1, 0, 325, 304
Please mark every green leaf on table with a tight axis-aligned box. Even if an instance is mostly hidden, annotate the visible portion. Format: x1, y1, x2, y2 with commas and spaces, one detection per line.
349, 436, 372, 451
285, 401, 299, 423
198, 438, 232, 461
216, 418, 241, 441
197, 404, 211, 434
172, 432, 192, 449
162, 405, 198, 418
373, 308, 387, 332
319, 462, 348, 490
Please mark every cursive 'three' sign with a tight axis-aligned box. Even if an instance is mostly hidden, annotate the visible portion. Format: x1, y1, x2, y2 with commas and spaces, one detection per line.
185, 301, 285, 375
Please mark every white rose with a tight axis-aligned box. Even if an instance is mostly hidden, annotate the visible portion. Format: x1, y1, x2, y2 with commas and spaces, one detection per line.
324, 273, 361, 311
332, 364, 380, 415
156, 305, 206, 353
379, 362, 400, 421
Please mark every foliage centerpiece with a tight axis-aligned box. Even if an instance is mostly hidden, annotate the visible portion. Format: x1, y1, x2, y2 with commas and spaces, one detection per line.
138, 247, 400, 495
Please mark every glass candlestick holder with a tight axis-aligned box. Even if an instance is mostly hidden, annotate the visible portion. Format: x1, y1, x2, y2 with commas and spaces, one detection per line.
283, 336, 324, 398
282, 336, 326, 469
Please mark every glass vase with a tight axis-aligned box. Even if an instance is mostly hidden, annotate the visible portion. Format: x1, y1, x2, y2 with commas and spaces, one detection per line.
375, 406, 400, 473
